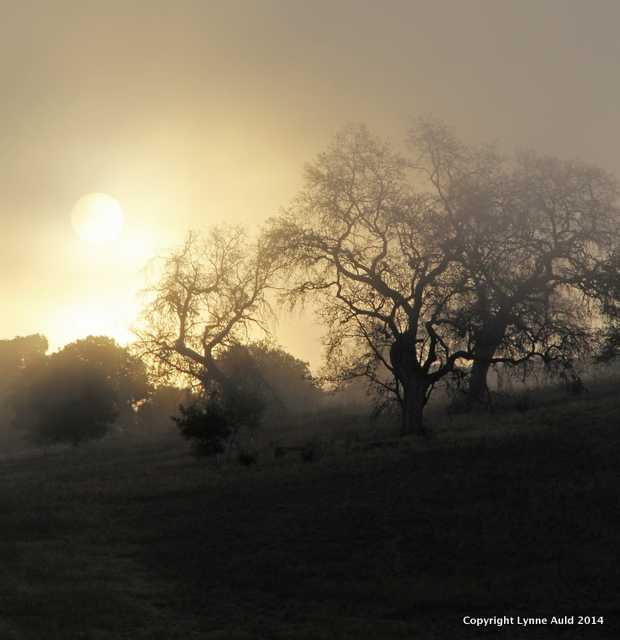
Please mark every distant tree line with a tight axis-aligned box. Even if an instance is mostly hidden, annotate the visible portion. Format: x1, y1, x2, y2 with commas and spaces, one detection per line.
1, 334, 324, 451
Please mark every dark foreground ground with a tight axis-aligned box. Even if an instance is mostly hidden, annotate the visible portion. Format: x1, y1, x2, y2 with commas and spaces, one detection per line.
0, 390, 618, 639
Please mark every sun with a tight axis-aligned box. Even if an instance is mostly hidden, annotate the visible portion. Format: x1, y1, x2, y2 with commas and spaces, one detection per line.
71, 193, 124, 245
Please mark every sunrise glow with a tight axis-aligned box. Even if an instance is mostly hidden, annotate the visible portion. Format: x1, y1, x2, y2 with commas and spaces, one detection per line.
71, 193, 125, 245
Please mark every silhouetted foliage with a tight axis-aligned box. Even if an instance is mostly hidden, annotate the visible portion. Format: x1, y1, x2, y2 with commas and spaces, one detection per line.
135, 227, 287, 446
11, 355, 117, 447
270, 122, 620, 434
269, 125, 473, 435
174, 384, 265, 457
60, 336, 150, 424
0, 334, 48, 378
135, 385, 192, 433
597, 328, 620, 363
173, 401, 232, 456
591, 250, 620, 362
409, 119, 620, 405
135, 227, 284, 391
216, 340, 322, 421
0, 334, 49, 443
9, 336, 148, 447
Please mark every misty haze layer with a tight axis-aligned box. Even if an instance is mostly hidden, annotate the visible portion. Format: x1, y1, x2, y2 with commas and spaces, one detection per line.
2, 0, 620, 368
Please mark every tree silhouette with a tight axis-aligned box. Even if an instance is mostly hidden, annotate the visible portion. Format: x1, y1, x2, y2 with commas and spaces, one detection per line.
135, 227, 283, 389
135, 226, 286, 439
59, 335, 150, 420
10, 336, 148, 447
408, 120, 620, 404
216, 340, 321, 416
269, 126, 473, 435
270, 122, 620, 433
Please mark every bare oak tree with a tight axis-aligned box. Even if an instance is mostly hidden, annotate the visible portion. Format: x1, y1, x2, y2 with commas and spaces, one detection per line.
271, 122, 620, 432
409, 120, 620, 404
269, 126, 472, 435
134, 226, 282, 395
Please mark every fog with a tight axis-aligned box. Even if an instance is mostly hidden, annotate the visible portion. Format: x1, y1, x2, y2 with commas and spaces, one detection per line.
1, 4, 620, 637
2, 1, 620, 367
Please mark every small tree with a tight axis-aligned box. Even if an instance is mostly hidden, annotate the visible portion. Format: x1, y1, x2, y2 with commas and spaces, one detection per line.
135, 226, 283, 386
173, 401, 232, 457
134, 226, 285, 445
150, 341, 319, 452
174, 386, 265, 457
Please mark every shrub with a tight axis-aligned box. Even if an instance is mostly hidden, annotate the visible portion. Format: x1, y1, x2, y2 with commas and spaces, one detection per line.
173, 402, 232, 457
174, 385, 266, 458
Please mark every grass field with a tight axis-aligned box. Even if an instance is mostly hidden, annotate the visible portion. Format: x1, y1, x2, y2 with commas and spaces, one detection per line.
0, 388, 618, 639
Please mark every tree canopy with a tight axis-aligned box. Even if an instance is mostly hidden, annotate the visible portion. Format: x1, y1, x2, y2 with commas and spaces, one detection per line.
408, 120, 620, 402
0, 334, 48, 391
268, 122, 620, 434
269, 125, 472, 434
216, 340, 322, 418
9, 336, 149, 447
135, 226, 283, 394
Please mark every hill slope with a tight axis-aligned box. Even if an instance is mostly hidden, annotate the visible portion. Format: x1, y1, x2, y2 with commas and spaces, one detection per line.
0, 391, 618, 639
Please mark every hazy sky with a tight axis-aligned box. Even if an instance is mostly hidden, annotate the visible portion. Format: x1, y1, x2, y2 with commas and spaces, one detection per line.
2, 0, 620, 369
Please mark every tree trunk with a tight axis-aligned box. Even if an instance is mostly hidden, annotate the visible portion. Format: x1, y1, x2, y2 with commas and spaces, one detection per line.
467, 319, 507, 407
389, 333, 430, 436
400, 378, 428, 436
467, 357, 493, 406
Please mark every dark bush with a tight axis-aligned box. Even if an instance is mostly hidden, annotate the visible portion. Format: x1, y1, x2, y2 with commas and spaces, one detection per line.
173, 402, 232, 457
173, 383, 267, 458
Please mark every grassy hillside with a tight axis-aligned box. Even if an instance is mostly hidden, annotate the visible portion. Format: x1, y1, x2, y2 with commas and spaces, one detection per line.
0, 389, 618, 639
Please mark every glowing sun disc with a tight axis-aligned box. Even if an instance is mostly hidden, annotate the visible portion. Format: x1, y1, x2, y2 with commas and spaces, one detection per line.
71, 193, 124, 245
